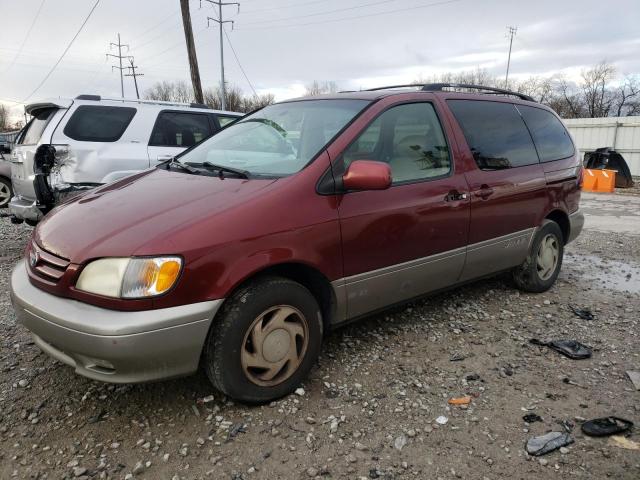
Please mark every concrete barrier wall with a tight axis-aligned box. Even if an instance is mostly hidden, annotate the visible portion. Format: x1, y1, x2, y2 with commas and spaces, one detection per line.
563, 117, 640, 176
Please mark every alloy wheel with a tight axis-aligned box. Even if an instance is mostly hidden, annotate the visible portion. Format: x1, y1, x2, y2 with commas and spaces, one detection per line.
240, 305, 309, 387
0, 181, 11, 208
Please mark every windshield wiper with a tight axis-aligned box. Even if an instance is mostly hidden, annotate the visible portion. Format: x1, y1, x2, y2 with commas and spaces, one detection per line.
158, 157, 199, 174
201, 161, 250, 179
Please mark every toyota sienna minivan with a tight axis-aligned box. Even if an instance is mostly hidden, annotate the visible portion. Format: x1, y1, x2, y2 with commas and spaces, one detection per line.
10, 84, 584, 403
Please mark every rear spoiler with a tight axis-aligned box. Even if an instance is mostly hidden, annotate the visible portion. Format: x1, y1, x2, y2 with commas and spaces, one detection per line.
25, 98, 73, 115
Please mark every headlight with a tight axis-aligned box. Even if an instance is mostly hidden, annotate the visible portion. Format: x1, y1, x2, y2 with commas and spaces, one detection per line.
76, 257, 182, 299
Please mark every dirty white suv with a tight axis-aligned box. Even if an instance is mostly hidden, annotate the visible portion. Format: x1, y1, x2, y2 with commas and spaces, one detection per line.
9, 95, 241, 224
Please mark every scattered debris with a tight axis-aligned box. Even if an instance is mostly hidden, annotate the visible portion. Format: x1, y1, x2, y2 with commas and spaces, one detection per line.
569, 305, 594, 320
581, 417, 634, 437
294, 387, 305, 396
435, 416, 449, 425
523, 413, 543, 423
394, 434, 407, 451
608, 436, 640, 451
449, 352, 466, 362
626, 371, 640, 390
227, 423, 247, 441
526, 432, 574, 456
529, 339, 592, 359
448, 396, 472, 405
197, 395, 215, 404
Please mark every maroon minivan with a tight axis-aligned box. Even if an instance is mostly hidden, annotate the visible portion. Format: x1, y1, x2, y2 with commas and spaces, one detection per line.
11, 84, 584, 403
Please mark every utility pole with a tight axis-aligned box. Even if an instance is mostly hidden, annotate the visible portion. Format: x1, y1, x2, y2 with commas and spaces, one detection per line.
205, 0, 240, 110
504, 26, 517, 89
180, 0, 204, 104
107, 33, 130, 98
124, 57, 144, 99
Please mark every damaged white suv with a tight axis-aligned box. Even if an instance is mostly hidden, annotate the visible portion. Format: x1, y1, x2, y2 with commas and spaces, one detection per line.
9, 95, 241, 224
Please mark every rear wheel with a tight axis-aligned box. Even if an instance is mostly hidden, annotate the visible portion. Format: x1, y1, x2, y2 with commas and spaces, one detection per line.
203, 276, 323, 403
512, 220, 564, 293
0, 177, 12, 208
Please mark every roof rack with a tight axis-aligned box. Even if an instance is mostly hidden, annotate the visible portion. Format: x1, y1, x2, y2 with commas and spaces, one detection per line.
361, 83, 535, 102
74, 95, 213, 109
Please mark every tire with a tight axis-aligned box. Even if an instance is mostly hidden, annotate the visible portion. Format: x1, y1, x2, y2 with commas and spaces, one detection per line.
0, 177, 12, 209
203, 276, 323, 403
512, 220, 564, 293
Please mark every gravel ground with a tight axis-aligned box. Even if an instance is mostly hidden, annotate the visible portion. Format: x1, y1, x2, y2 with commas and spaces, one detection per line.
1, 208, 639, 480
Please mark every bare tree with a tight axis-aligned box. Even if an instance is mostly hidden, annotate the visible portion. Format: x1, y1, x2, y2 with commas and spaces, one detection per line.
305, 80, 338, 96
144, 81, 274, 113
613, 75, 640, 116
0, 105, 8, 131
581, 61, 616, 117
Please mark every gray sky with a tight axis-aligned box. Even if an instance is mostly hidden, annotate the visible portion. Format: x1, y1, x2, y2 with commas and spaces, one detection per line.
1, 0, 639, 121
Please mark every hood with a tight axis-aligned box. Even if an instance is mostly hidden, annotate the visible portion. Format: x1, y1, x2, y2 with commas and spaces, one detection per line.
35, 168, 278, 263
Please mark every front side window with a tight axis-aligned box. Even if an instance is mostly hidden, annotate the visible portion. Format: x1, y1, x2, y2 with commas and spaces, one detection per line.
448, 100, 539, 169
150, 112, 213, 147
20, 107, 57, 145
180, 99, 369, 176
342, 102, 451, 183
517, 105, 575, 162
63, 105, 136, 142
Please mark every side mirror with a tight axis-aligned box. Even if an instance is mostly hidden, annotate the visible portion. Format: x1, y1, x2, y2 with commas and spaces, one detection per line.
342, 160, 391, 191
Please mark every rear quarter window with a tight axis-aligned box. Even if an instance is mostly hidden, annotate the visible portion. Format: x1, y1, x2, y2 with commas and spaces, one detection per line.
447, 100, 539, 169
63, 105, 136, 142
217, 115, 239, 127
19, 108, 57, 145
516, 105, 575, 162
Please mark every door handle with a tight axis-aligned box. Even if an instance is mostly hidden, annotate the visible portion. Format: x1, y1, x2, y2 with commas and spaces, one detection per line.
445, 190, 468, 202
475, 185, 494, 199
157, 154, 174, 160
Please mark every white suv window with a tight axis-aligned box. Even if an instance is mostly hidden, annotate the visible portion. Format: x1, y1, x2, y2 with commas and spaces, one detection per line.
63, 106, 136, 142
149, 112, 213, 148
19, 108, 57, 145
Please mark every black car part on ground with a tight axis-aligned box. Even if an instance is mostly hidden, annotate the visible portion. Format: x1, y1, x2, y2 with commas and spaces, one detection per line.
529, 339, 592, 359
581, 417, 634, 437
584, 148, 635, 188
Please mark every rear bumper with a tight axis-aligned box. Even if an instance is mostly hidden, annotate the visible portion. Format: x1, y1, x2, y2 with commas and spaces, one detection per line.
567, 209, 584, 244
9, 195, 42, 221
10, 260, 223, 383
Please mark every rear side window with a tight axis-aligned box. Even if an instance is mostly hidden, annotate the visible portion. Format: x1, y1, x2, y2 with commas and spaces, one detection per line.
448, 100, 538, 169
517, 105, 574, 162
217, 115, 238, 127
149, 112, 213, 147
20, 108, 57, 145
63, 106, 136, 142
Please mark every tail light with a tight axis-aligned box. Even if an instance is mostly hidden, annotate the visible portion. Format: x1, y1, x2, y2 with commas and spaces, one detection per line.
577, 165, 584, 189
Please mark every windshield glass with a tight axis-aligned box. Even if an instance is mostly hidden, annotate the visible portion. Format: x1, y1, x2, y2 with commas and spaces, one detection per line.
180, 99, 369, 176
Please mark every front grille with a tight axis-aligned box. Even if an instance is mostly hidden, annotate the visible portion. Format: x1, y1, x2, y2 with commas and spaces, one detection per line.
29, 242, 70, 283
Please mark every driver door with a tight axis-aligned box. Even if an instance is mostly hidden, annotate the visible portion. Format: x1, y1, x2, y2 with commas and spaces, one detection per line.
332, 100, 470, 319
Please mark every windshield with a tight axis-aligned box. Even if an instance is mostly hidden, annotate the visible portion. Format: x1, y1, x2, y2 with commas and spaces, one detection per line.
180, 99, 369, 176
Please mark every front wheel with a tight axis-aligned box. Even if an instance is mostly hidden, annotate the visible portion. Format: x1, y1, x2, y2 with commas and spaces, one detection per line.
203, 276, 323, 403
512, 220, 564, 293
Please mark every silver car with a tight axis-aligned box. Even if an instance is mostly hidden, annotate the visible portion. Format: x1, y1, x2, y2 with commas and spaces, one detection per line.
9, 95, 241, 224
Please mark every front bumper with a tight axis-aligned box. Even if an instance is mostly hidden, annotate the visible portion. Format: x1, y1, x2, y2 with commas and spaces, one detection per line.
567, 209, 584, 244
9, 195, 42, 221
10, 260, 223, 383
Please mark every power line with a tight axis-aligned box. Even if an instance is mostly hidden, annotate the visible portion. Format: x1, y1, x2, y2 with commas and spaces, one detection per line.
3, 0, 47, 73
505, 26, 517, 89
223, 26, 257, 96
205, 0, 240, 111
124, 57, 144, 99
107, 33, 130, 98
21, 0, 101, 102
241, 0, 401, 26
237, 0, 464, 30
241, 0, 329, 15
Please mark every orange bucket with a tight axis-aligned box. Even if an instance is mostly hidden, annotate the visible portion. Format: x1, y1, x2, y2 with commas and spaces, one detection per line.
583, 169, 617, 193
